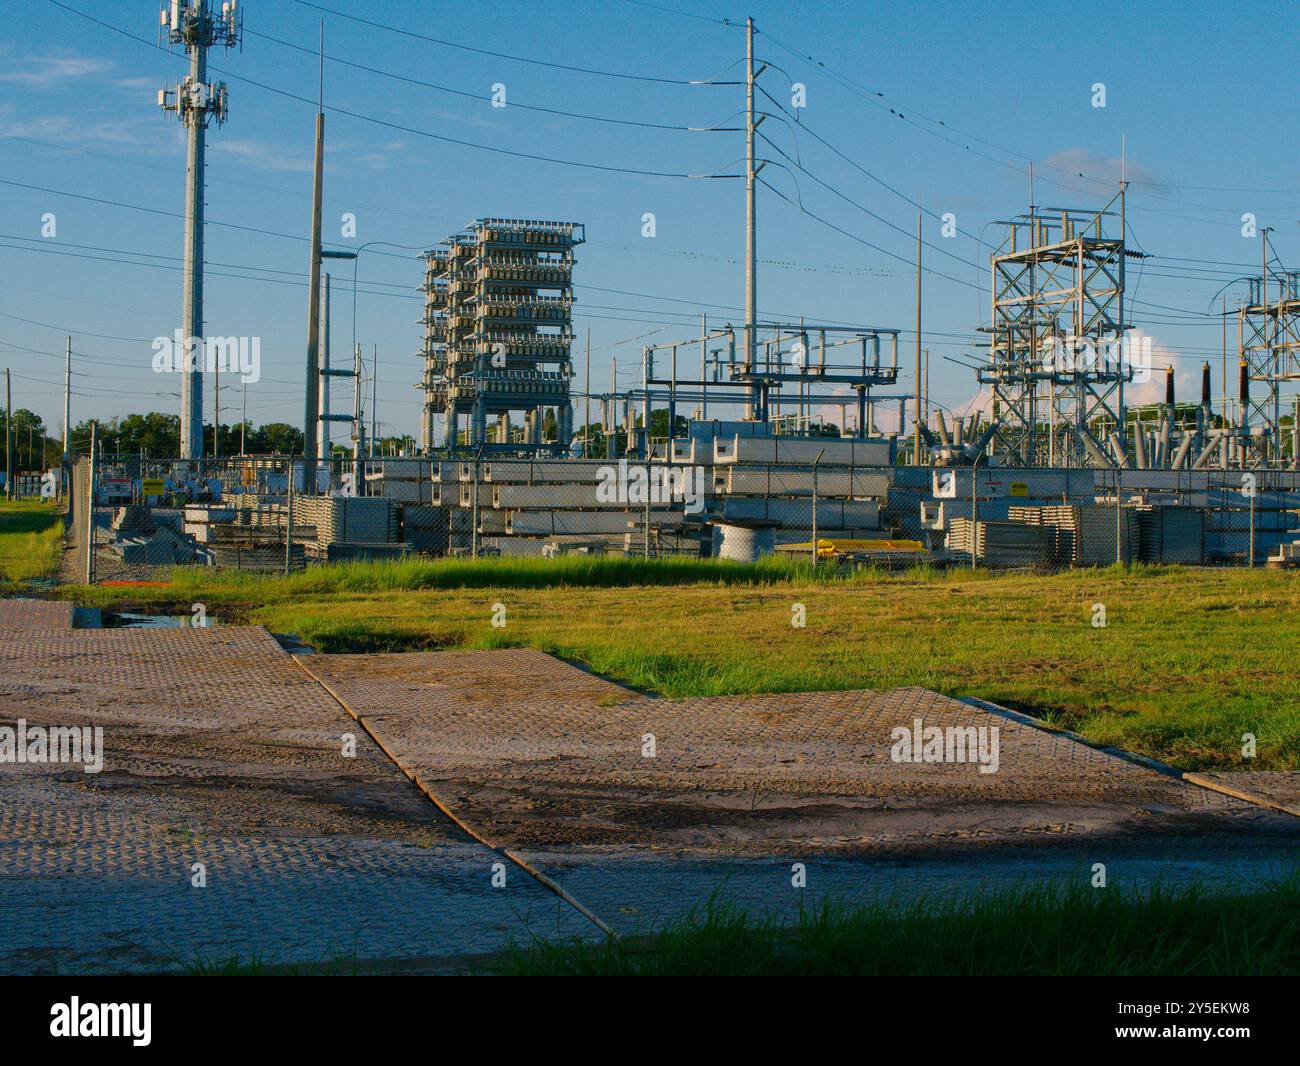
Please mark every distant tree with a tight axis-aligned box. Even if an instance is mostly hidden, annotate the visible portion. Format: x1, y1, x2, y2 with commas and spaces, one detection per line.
647, 408, 688, 440
574, 422, 606, 457
251, 422, 304, 454
0, 407, 55, 471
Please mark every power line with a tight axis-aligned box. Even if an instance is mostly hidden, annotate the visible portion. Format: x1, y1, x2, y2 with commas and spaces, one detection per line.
245, 26, 739, 133
757, 175, 983, 291
45, 1, 741, 181
287, 0, 740, 85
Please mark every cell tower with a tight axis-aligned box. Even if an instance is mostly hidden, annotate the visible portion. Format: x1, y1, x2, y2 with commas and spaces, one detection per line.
421, 219, 583, 453
158, 0, 242, 460
977, 202, 1137, 468
1235, 259, 1300, 466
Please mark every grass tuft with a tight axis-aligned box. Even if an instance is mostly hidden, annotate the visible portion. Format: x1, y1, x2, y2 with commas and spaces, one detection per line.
496, 875, 1300, 976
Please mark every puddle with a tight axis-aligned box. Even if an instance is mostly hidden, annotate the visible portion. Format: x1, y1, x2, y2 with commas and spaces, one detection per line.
101, 611, 219, 630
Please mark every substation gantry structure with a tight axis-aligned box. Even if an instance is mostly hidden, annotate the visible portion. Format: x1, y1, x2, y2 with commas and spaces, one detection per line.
977, 202, 1140, 468
638, 322, 901, 455
1235, 269, 1300, 466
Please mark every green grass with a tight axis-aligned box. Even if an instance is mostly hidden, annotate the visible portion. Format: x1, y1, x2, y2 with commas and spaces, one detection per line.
61, 556, 1300, 770
0, 499, 63, 584
495, 876, 1300, 976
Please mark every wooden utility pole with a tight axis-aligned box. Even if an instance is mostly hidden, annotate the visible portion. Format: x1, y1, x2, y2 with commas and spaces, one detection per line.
302, 25, 326, 490
914, 211, 922, 464
4, 367, 11, 499
85, 420, 97, 584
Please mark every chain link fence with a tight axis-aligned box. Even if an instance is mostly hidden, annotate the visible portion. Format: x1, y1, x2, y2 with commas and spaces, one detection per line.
57, 448, 1300, 580
931, 465, 1297, 571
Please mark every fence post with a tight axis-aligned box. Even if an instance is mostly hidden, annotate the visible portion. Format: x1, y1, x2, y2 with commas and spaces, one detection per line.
1249, 484, 1256, 568
471, 455, 480, 559
1115, 467, 1122, 566
285, 457, 294, 576
644, 459, 652, 559
811, 449, 824, 567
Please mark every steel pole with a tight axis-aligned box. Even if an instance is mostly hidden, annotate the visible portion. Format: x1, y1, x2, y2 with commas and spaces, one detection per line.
744, 16, 758, 421
303, 106, 325, 490
179, 1, 207, 460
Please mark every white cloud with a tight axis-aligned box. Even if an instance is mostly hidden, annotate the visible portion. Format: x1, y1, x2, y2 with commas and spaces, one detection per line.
1041, 147, 1162, 189
0, 54, 114, 85
208, 138, 312, 173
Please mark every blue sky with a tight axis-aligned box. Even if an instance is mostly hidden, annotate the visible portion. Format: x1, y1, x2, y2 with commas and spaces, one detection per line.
1, 0, 1296, 444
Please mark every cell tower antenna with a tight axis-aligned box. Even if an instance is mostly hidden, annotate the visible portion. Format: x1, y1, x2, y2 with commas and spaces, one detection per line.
158, 0, 244, 460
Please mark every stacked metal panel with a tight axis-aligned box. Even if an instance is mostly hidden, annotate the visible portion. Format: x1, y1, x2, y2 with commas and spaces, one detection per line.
1006, 504, 1138, 566
1135, 506, 1206, 564
293, 497, 398, 548
948, 518, 1053, 566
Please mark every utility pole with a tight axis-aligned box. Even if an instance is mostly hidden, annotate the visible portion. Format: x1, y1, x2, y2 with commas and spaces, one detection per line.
4, 367, 10, 500
86, 420, 97, 584
371, 344, 378, 455
213, 332, 220, 458
352, 342, 364, 494
320, 272, 331, 463
240, 375, 247, 455
744, 16, 766, 422
159, 0, 241, 460
303, 22, 325, 491
1222, 296, 1228, 431
62, 335, 71, 460
923, 347, 930, 426
914, 210, 922, 465
584, 327, 591, 456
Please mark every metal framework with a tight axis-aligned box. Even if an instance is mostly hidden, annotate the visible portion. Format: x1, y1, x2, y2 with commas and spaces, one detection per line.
421, 219, 583, 453
977, 204, 1134, 468
1237, 270, 1300, 465
640, 321, 900, 455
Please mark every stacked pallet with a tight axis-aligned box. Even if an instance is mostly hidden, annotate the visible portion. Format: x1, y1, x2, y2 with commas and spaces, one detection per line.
293, 497, 397, 548
949, 518, 1054, 567
1008, 504, 1138, 566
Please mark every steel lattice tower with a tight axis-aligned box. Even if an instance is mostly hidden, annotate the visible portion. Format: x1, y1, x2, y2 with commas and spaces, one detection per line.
977, 204, 1136, 468
1236, 270, 1300, 465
